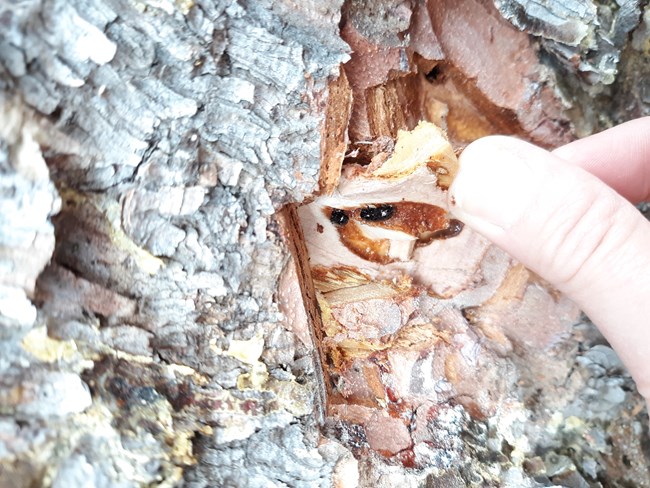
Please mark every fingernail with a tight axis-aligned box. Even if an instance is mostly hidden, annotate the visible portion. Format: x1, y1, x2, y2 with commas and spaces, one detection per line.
449, 137, 542, 233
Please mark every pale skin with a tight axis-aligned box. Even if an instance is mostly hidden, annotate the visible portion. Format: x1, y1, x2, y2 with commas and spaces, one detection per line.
448, 117, 650, 403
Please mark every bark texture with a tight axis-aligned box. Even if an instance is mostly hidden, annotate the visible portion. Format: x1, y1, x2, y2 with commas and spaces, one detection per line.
0, 0, 648, 487
0, 1, 350, 486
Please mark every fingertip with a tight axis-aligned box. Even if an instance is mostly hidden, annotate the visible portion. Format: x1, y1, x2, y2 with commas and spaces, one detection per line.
458, 135, 529, 167
450, 135, 554, 234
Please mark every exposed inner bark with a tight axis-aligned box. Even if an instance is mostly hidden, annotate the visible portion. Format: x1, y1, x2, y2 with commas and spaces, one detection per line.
295, 121, 579, 469
284, 1, 650, 483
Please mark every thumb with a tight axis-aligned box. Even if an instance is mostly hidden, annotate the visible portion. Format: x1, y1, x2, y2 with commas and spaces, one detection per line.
449, 136, 650, 400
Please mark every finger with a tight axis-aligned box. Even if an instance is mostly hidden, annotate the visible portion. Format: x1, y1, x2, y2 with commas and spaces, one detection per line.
449, 136, 650, 399
552, 117, 650, 203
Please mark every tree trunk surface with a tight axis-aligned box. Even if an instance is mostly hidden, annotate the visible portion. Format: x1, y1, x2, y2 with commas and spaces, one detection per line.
0, 1, 648, 487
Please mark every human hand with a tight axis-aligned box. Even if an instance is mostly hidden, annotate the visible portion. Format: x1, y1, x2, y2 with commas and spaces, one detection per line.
448, 118, 650, 401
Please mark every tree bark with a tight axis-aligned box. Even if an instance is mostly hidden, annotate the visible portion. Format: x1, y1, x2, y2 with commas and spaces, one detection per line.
0, 1, 648, 487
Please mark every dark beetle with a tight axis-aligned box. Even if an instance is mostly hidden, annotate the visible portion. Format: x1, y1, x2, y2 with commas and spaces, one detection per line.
360, 204, 394, 222
330, 208, 349, 225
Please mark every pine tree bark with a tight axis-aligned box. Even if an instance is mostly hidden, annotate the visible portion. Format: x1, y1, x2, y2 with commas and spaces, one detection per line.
0, 1, 648, 487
